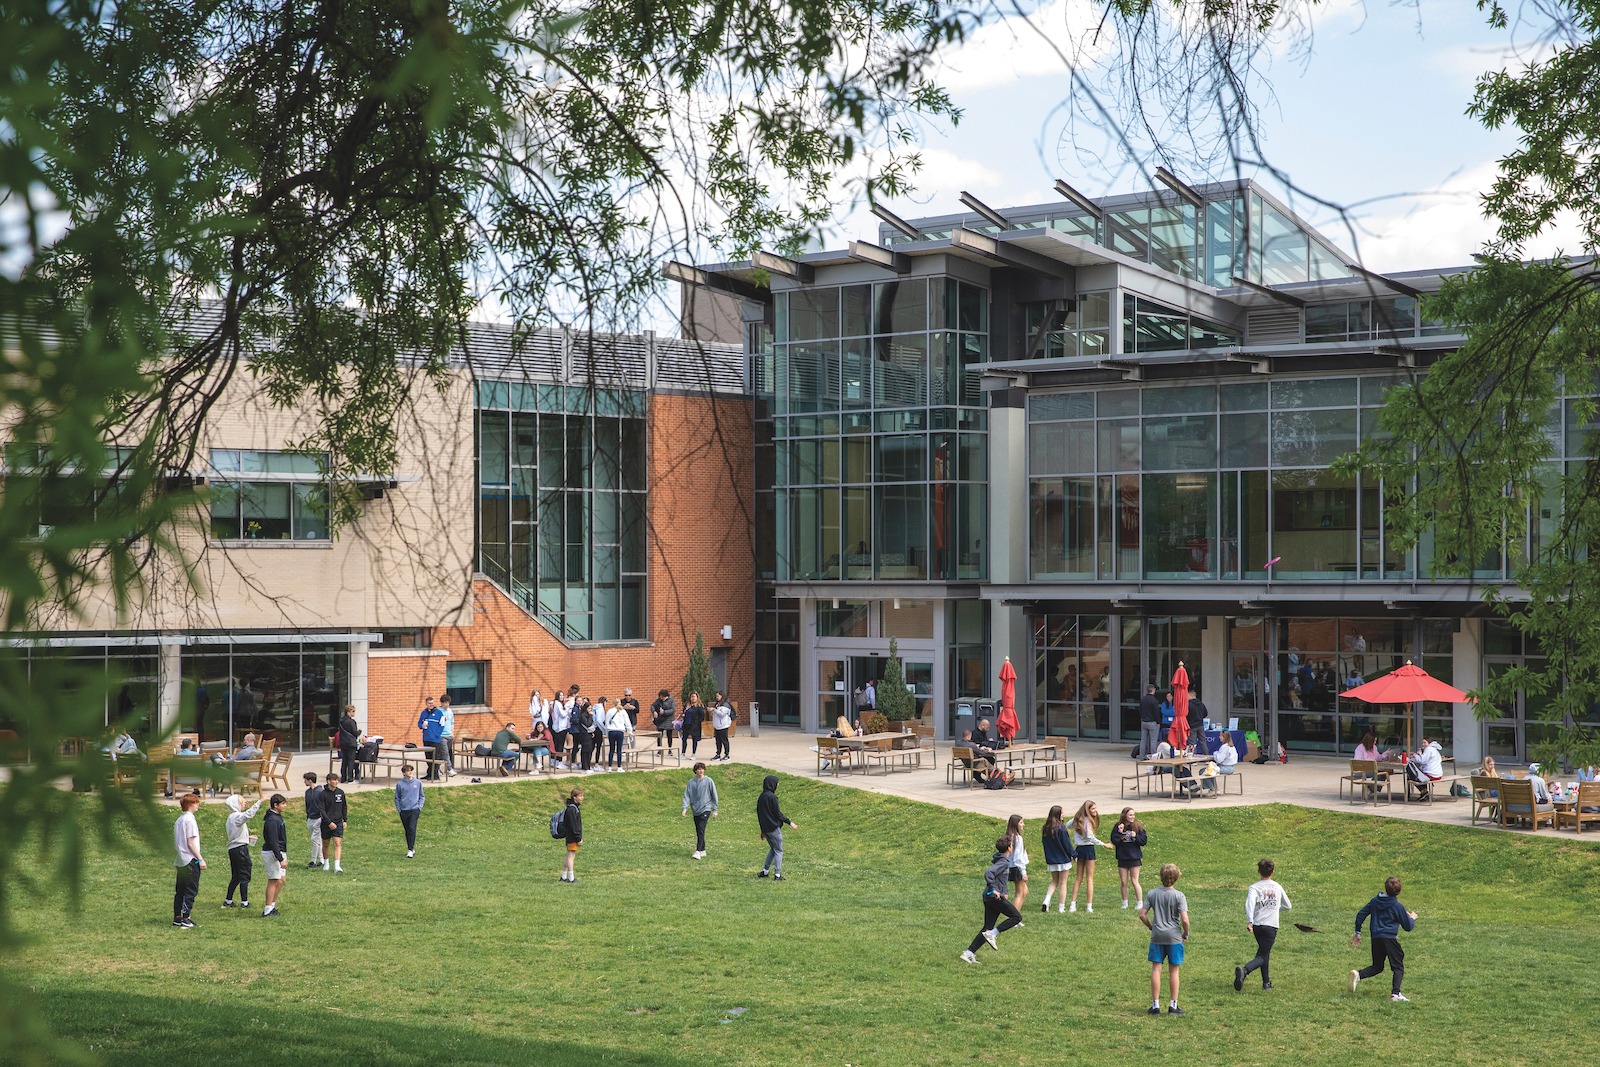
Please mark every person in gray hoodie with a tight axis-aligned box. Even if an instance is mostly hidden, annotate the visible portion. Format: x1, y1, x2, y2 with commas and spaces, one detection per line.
755, 774, 795, 880
682, 762, 719, 859
222, 794, 264, 909
960, 837, 1025, 963
394, 763, 425, 858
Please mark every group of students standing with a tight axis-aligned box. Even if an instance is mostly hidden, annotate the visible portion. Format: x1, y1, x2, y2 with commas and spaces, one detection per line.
960, 800, 1423, 1011
521, 686, 737, 772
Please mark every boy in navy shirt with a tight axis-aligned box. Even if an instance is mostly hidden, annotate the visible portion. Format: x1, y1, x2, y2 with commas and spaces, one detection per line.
1349, 875, 1418, 1002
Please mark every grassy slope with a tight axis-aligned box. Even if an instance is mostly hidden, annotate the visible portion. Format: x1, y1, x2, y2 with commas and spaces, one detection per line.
12, 767, 1600, 1065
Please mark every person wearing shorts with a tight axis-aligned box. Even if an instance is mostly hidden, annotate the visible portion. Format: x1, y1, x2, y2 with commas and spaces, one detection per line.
1068, 800, 1109, 913
1140, 863, 1190, 1015
559, 788, 583, 882
320, 772, 348, 873
1003, 813, 1030, 910
260, 793, 288, 916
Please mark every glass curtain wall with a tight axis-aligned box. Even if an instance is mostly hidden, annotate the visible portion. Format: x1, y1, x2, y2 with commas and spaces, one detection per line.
180, 644, 349, 750
763, 278, 989, 582
477, 384, 648, 642
1034, 614, 1112, 739
22, 646, 159, 745
1027, 376, 1422, 582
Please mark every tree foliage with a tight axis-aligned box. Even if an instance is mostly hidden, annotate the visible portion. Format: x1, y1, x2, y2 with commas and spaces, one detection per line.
680, 630, 719, 708
877, 636, 915, 720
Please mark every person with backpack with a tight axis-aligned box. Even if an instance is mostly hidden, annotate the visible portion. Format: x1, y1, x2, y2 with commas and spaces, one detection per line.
651, 689, 677, 750
557, 788, 584, 882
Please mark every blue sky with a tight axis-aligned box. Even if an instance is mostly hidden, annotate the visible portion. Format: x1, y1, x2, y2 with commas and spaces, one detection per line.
819, 0, 1577, 274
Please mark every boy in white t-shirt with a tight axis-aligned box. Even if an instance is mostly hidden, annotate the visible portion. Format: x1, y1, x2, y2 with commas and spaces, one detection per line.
171, 793, 207, 928
1235, 857, 1292, 991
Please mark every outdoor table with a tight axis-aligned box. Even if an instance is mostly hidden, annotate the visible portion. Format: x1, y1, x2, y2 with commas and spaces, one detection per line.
1132, 754, 1210, 800
990, 742, 1063, 784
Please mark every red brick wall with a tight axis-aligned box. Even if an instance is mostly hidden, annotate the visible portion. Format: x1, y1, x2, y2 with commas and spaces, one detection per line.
370, 391, 755, 746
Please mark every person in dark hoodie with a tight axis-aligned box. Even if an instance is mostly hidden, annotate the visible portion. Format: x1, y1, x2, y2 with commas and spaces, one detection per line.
1349, 875, 1418, 1002
260, 793, 288, 916
559, 788, 584, 883
960, 836, 1025, 963
755, 774, 796, 880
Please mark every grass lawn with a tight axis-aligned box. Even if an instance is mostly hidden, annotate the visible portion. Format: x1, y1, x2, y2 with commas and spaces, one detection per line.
12, 766, 1600, 1065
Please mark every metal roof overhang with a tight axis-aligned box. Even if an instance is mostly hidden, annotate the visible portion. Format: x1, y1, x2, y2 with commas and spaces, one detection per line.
983, 583, 1515, 618
770, 581, 986, 601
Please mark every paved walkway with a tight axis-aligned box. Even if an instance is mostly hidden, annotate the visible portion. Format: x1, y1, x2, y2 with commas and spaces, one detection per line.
277, 728, 1537, 834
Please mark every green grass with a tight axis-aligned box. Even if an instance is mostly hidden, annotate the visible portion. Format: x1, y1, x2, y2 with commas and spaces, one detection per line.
12, 767, 1600, 1065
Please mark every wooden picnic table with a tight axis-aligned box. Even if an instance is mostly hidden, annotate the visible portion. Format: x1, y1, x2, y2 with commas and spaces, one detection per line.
1126, 754, 1210, 800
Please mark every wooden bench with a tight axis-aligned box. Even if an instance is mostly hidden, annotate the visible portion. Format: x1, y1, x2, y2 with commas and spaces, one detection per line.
1215, 769, 1244, 795
862, 738, 920, 774
1497, 777, 1555, 830
1018, 758, 1076, 784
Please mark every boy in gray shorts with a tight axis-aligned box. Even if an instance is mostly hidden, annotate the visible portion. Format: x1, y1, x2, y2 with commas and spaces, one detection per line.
1139, 862, 1190, 1015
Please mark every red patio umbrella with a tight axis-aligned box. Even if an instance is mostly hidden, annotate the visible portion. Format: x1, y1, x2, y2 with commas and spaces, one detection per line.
1169, 661, 1191, 752
1341, 660, 1470, 754
997, 656, 1019, 741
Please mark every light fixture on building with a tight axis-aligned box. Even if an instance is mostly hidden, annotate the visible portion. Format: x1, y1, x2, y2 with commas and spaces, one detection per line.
720, 624, 733, 640
892, 598, 901, 610
832, 598, 840, 609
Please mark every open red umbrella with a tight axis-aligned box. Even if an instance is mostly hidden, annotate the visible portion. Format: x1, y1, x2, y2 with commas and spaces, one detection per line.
997, 656, 1019, 741
1169, 661, 1191, 752
1341, 660, 1470, 754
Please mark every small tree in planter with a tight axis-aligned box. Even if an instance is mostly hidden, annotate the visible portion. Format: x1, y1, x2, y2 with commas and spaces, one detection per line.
877, 638, 915, 722
680, 631, 719, 709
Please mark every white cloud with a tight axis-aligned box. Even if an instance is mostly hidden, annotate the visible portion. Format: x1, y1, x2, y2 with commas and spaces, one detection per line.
932, 0, 1110, 94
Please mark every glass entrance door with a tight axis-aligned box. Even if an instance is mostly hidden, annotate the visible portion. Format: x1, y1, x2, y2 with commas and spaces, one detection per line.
1229, 652, 1265, 740
818, 659, 845, 733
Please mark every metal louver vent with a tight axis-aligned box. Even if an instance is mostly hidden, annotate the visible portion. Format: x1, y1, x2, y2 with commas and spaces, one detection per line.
1246, 307, 1301, 346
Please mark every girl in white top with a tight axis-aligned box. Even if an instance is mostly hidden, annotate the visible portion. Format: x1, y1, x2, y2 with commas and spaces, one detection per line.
1003, 813, 1030, 911
550, 695, 571, 768
1068, 800, 1109, 913
528, 690, 547, 732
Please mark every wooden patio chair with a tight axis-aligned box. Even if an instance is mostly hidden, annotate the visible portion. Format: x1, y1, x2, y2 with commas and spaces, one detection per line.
816, 736, 850, 777
1497, 778, 1555, 831
1557, 781, 1600, 834
1342, 760, 1391, 804
267, 745, 293, 792
1470, 775, 1501, 826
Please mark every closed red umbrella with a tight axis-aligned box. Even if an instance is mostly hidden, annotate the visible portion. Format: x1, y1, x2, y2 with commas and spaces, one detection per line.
1168, 661, 1191, 752
997, 656, 1019, 741
1342, 660, 1470, 754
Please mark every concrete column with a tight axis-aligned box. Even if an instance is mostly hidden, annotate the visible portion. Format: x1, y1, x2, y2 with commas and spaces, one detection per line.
990, 603, 1029, 739
350, 641, 370, 732
157, 639, 183, 737
1201, 616, 1228, 714
986, 399, 1028, 589
1451, 618, 1484, 765
798, 598, 818, 733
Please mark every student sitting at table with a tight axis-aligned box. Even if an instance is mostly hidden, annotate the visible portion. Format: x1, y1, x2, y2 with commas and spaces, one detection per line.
1214, 737, 1239, 778
1405, 738, 1444, 800
972, 718, 1005, 749
1145, 739, 1176, 774
958, 729, 998, 783
525, 722, 555, 771
1526, 763, 1556, 806
213, 732, 263, 765
1352, 731, 1390, 765
1476, 755, 1501, 799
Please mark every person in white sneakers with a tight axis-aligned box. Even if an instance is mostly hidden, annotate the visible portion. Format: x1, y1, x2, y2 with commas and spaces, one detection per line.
260, 793, 289, 916
710, 693, 734, 761
1067, 800, 1110, 912
961, 836, 1023, 963
604, 698, 633, 769
549, 692, 571, 770
681, 761, 719, 858
222, 793, 263, 910
1235, 857, 1291, 991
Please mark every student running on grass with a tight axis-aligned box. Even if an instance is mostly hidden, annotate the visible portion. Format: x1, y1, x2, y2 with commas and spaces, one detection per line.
1235, 857, 1291, 991
1039, 805, 1073, 914
960, 836, 1026, 963
1139, 863, 1189, 1015
1067, 800, 1110, 912
1349, 875, 1417, 1002
1003, 813, 1029, 911
1111, 806, 1147, 909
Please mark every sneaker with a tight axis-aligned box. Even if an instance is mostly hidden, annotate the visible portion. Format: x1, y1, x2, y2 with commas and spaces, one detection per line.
221, 900, 235, 909
1069, 902, 1077, 913
334, 866, 343, 873
1348, 969, 1360, 993
1121, 899, 1129, 909
406, 850, 415, 858
262, 908, 278, 917
1168, 1006, 1185, 1016
322, 860, 330, 871
1086, 904, 1094, 913
960, 950, 978, 964
1041, 903, 1048, 913
173, 919, 188, 928
1262, 981, 1274, 991
240, 901, 250, 910
772, 874, 785, 881
305, 861, 319, 869
1390, 993, 1409, 1002
179, 917, 196, 928
758, 870, 769, 878
448, 769, 457, 776
1234, 966, 1244, 992
1057, 903, 1065, 913
1147, 1005, 1161, 1015
982, 928, 998, 950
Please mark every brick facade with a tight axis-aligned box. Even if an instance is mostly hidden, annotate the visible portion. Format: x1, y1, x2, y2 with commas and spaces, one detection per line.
366, 391, 755, 747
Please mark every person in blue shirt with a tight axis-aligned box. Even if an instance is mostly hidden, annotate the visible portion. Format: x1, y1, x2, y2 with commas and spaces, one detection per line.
394, 764, 425, 858
1349, 876, 1418, 1002
417, 698, 445, 781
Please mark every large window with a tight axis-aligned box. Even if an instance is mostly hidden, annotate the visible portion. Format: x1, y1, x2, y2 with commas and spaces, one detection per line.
445, 661, 488, 706
766, 278, 988, 582
476, 387, 647, 642
209, 450, 330, 541
1026, 377, 1420, 582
